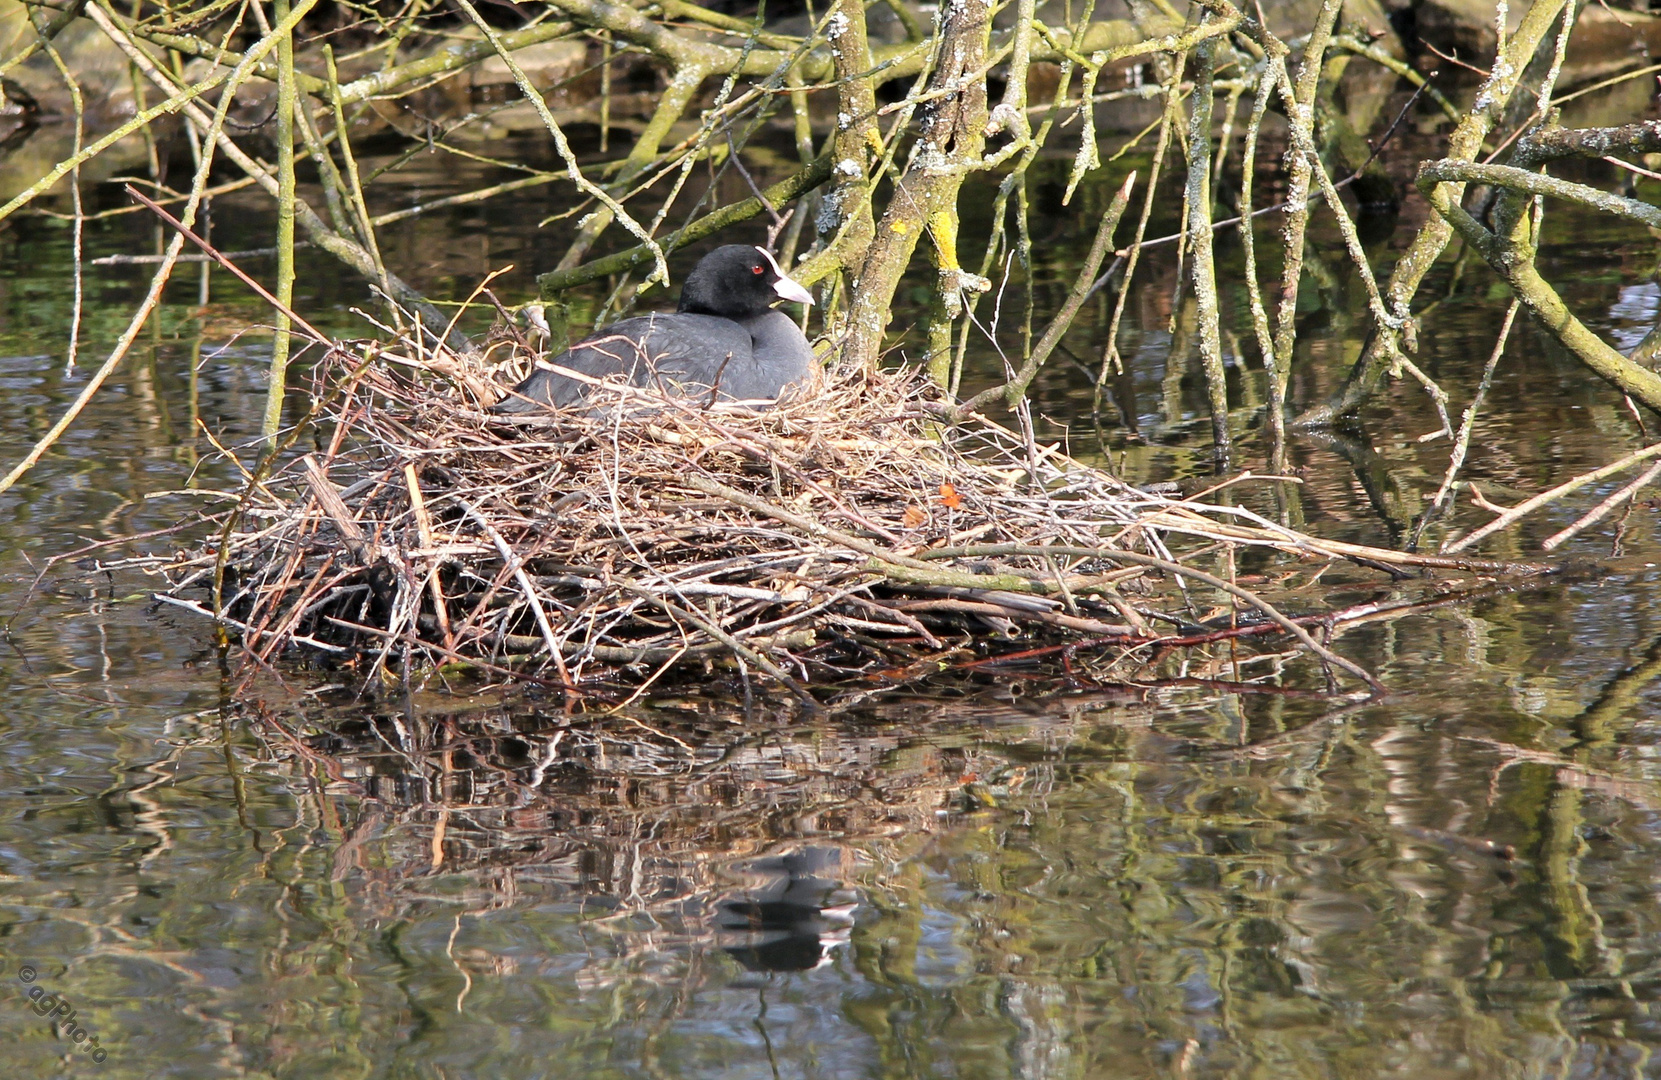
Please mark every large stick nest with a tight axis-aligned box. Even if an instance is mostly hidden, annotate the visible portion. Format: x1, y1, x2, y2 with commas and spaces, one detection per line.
136, 335, 1540, 697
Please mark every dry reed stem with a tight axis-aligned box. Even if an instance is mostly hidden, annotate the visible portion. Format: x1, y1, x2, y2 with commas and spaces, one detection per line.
95, 331, 1554, 698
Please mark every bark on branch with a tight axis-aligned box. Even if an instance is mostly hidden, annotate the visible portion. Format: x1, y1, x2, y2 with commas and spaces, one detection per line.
1416, 155, 1661, 414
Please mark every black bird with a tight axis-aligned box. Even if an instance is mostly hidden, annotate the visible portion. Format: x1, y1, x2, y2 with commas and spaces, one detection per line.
716, 847, 856, 972
492, 245, 817, 413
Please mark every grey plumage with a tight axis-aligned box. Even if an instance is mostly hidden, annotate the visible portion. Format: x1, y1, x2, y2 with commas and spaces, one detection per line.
492, 245, 817, 414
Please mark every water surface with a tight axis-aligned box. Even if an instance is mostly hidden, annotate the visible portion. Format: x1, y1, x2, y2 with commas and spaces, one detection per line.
4, 141, 1661, 1078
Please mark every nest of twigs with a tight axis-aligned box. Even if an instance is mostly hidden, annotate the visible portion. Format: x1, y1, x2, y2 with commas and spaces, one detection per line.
131, 332, 1549, 697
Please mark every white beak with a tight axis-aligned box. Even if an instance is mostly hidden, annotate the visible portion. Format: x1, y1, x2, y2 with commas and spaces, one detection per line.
772, 274, 815, 306
756, 246, 815, 306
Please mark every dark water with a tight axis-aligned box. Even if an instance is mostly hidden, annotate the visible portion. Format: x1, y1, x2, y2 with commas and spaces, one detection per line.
5, 136, 1661, 1079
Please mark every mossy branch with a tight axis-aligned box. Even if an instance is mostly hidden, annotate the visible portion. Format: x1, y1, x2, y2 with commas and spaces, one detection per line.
1419, 158, 1661, 229
1295, 0, 1575, 426
1416, 159, 1661, 413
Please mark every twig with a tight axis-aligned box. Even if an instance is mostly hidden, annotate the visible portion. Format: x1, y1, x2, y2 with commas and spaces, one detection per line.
1410, 299, 1519, 550
1443, 441, 1661, 553
123, 184, 330, 343
1542, 459, 1661, 551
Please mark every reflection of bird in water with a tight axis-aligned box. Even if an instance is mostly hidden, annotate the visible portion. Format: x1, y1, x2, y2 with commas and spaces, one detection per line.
716, 847, 858, 972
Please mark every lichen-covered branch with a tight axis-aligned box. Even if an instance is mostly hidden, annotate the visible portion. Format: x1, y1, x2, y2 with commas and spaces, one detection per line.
1266, 0, 1342, 384
818, 0, 880, 306
1297, 0, 1573, 426
1416, 156, 1661, 413
1513, 119, 1661, 168
839, 0, 991, 370
1185, 34, 1229, 467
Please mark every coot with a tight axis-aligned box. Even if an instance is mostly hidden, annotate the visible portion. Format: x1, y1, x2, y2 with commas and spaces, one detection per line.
492, 245, 816, 413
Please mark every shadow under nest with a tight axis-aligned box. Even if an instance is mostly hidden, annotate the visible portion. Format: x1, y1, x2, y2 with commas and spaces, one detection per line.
142, 337, 1423, 698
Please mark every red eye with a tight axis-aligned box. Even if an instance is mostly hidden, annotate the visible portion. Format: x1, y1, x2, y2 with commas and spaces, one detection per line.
752, 265, 764, 274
